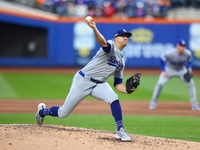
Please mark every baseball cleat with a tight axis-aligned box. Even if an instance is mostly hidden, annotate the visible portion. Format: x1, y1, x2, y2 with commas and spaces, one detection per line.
192, 105, 200, 111
35, 103, 46, 125
115, 128, 131, 141
149, 102, 157, 110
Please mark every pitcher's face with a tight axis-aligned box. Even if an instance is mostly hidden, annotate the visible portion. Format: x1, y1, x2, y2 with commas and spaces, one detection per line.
115, 34, 129, 46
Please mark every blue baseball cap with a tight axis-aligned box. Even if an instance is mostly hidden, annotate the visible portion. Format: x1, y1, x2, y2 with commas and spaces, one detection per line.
177, 39, 186, 46
114, 29, 132, 38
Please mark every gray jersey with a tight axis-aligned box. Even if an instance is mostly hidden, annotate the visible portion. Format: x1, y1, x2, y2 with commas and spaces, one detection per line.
81, 40, 125, 82
150, 47, 198, 110
161, 48, 192, 70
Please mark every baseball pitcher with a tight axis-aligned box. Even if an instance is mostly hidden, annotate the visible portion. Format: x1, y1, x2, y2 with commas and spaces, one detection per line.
35, 16, 141, 141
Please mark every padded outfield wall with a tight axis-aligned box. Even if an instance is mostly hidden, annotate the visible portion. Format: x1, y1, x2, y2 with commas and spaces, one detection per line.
0, 9, 200, 68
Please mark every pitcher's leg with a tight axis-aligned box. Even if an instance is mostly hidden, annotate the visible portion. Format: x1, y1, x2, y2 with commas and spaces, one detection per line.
58, 89, 89, 118
38, 89, 89, 119
91, 82, 118, 104
91, 82, 131, 141
40, 106, 59, 117
110, 100, 123, 130
91, 82, 122, 130
36, 73, 94, 125
110, 100, 131, 141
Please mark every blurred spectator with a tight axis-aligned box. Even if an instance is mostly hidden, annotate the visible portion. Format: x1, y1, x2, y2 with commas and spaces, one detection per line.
114, 0, 127, 18
171, 0, 186, 7
74, 0, 88, 17
94, 0, 105, 8
94, 6, 103, 17
66, 1, 76, 17
54, 0, 67, 16
87, 1, 96, 16
102, 1, 116, 17
135, 0, 147, 18
125, 0, 136, 18
153, 0, 171, 17
7, 0, 198, 18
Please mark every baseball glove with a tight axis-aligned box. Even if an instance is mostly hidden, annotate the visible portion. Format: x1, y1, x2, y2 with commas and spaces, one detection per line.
126, 73, 141, 94
183, 71, 193, 82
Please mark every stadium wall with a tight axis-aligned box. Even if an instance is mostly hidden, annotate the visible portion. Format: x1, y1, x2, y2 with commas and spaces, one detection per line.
0, 10, 200, 68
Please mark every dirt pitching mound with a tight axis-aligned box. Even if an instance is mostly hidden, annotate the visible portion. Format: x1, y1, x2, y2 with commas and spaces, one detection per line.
1, 124, 200, 150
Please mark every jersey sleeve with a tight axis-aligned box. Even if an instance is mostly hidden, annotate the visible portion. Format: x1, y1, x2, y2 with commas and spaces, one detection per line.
160, 51, 168, 71
160, 52, 168, 62
188, 50, 193, 62
102, 40, 113, 53
160, 58, 166, 71
114, 78, 123, 86
186, 50, 193, 69
187, 61, 193, 69
113, 67, 124, 86
113, 70, 123, 78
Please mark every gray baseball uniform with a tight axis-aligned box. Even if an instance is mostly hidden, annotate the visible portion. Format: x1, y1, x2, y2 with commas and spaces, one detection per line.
58, 40, 124, 118
149, 46, 199, 110
36, 27, 133, 141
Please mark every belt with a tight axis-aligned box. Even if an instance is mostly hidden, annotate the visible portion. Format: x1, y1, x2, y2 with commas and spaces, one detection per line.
79, 70, 104, 84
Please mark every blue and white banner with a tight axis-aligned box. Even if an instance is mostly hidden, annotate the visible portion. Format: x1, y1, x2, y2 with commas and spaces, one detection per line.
0, 12, 200, 68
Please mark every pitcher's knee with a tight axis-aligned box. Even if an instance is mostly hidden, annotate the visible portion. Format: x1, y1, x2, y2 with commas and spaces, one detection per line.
58, 109, 70, 118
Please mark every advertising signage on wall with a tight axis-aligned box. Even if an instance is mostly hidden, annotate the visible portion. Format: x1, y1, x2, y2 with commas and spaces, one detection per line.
0, 9, 200, 68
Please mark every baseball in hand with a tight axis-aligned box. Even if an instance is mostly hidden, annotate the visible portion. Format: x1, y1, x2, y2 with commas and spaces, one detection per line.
85, 16, 93, 23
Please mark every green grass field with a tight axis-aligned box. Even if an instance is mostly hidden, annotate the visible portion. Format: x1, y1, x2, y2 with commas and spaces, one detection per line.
0, 73, 200, 142
0, 73, 199, 100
